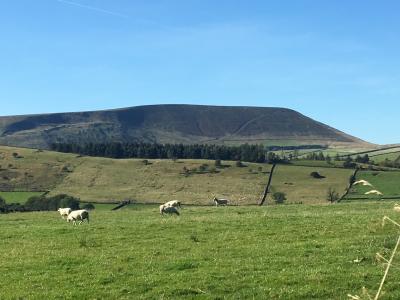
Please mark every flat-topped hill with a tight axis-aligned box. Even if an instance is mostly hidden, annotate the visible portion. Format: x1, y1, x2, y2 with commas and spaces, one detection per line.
0, 104, 372, 149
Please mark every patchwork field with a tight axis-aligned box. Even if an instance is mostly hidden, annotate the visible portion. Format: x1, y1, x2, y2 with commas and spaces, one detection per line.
1, 202, 400, 299
0, 146, 359, 205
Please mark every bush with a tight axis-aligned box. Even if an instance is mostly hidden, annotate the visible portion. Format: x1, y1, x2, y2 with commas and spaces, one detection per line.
310, 171, 325, 179
236, 161, 245, 167
82, 203, 95, 210
199, 164, 208, 172
272, 192, 286, 204
327, 188, 339, 203
25, 194, 80, 211
214, 159, 222, 167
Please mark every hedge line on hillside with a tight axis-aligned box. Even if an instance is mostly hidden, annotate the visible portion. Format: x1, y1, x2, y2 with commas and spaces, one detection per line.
0, 194, 80, 214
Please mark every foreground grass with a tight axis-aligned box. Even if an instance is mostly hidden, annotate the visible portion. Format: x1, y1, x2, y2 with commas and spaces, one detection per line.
1, 202, 400, 299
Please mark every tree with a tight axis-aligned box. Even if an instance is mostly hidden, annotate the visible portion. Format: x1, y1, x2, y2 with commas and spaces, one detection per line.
343, 156, 357, 169
214, 159, 222, 168
272, 192, 286, 204
327, 188, 339, 203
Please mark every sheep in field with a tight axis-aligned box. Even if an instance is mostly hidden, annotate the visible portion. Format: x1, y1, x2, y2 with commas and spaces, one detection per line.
67, 209, 89, 225
353, 180, 373, 187
58, 207, 72, 219
394, 204, 400, 212
365, 190, 383, 196
164, 200, 181, 209
213, 197, 229, 206
159, 204, 180, 216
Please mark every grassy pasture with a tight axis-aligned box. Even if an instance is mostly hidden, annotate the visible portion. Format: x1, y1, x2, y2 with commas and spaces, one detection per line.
0, 191, 45, 204
269, 164, 354, 204
1, 202, 400, 299
346, 171, 400, 200
370, 151, 400, 163
51, 158, 271, 205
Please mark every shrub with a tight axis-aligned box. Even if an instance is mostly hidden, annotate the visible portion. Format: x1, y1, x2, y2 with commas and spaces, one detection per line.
236, 161, 245, 167
327, 188, 339, 203
199, 164, 207, 172
214, 159, 222, 167
272, 192, 286, 204
25, 194, 80, 211
310, 171, 325, 179
82, 203, 95, 210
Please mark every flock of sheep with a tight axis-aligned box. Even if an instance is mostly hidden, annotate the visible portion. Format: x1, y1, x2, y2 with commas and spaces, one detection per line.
159, 197, 229, 216
57, 197, 230, 224
353, 179, 383, 196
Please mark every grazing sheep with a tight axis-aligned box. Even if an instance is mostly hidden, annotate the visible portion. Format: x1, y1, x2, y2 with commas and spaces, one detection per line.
213, 197, 229, 206
353, 180, 373, 187
164, 200, 181, 209
394, 204, 400, 212
58, 207, 72, 219
67, 209, 89, 225
365, 190, 383, 196
159, 204, 180, 216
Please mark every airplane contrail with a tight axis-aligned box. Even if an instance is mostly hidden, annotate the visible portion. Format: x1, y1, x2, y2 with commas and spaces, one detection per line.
56, 0, 128, 18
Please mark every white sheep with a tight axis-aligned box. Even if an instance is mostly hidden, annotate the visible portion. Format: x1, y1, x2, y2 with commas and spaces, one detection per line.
365, 190, 383, 196
393, 204, 400, 212
159, 204, 180, 216
67, 209, 89, 225
213, 197, 229, 206
163, 200, 181, 209
57, 207, 72, 219
353, 180, 373, 187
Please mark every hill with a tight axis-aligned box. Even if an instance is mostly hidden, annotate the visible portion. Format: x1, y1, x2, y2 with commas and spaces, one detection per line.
0, 104, 373, 149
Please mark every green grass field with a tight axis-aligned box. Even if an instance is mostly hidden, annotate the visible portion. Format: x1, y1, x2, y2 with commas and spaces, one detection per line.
0, 191, 45, 204
346, 171, 400, 200
1, 202, 400, 299
270, 164, 353, 204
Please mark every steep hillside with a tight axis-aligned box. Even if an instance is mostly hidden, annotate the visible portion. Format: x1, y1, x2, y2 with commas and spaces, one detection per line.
0, 104, 372, 149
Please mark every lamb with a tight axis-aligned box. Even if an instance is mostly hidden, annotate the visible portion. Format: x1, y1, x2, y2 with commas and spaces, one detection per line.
163, 200, 181, 209
67, 209, 89, 225
159, 204, 180, 216
57, 207, 72, 219
213, 197, 229, 206
394, 204, 400, 212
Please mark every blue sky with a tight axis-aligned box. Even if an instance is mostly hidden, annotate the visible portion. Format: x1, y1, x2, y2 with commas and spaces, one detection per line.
0, 0, 399, 144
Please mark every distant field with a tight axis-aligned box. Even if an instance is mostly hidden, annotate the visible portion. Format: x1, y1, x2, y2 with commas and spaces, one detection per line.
346, 171, 400, 200
369, 151, 400, 163
270, 164, 353, 204
0, 145, 394, 205
0, 191, 45, 204
1, 202, 400, 299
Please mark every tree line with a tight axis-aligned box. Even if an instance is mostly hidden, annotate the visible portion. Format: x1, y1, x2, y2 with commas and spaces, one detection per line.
51, 142, 271, 163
